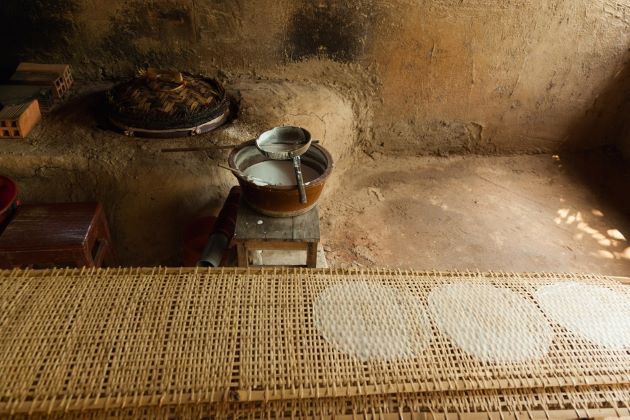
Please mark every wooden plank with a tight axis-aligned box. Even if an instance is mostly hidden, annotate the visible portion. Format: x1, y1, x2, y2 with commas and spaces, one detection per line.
234, 201, 320, 242
259, 212, 293, 241
292, 206, 320, 241
242, 240, 310, 251
306, 241, 318, 267
236, 243, 248, 267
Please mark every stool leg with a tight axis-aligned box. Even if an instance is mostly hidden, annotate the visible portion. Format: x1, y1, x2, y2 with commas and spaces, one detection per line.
237, 243, 248, 267
81, 247, 95, 268
306, 242, 318, 268
97, 210, 116, 266
92, 239, 110, 267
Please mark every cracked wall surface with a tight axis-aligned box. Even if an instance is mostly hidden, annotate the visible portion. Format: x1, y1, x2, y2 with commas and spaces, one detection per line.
1, 0, 629, 155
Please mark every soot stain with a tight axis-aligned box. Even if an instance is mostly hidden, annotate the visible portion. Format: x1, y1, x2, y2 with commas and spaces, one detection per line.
155, 8, 191, 23
0, 0, 79, 69
286, 1, 373, 62
101, 1, 195, 73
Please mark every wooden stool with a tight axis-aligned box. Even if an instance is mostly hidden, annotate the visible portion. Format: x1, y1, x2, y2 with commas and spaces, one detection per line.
233, 202, 320, 268
0, 202, 114, 269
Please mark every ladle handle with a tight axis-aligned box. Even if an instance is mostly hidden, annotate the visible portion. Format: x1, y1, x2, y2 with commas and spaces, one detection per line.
293, 156, 308, 204
217, 163, 244, 176
161, 145, 235, 153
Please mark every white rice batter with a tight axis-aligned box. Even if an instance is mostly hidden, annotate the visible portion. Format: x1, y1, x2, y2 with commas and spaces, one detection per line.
313, 282, 431, 361
535, 282, 630, 350
428, 283, 553, 363
244, 161, 319, 186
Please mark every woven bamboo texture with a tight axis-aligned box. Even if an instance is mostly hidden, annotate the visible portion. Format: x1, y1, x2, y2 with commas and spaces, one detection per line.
0, 268, 628, 418
106, 72, 228, 130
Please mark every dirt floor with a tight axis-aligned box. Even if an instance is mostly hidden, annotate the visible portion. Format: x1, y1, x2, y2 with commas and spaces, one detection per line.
319, 149, 630, 276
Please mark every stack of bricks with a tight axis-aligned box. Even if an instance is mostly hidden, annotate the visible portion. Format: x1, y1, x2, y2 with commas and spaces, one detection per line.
0, 100, 41, 139
0, 62, 73, 139
10, 62, 74, 100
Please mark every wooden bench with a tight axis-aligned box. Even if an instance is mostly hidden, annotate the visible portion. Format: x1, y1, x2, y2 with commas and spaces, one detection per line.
0, 202, 114, 269
233, 202, 320, 268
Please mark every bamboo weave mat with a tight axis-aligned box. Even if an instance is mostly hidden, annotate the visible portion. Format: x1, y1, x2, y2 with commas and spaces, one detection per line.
0, 268, 628, 417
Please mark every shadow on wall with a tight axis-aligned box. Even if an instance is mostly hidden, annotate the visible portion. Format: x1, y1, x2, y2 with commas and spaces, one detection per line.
559, 58, 630, 250
285, 1, 377, 62
0, 0, 200, 79
564, 59, 630, 152
552, 151, 630, 267
0, 0, 79, 78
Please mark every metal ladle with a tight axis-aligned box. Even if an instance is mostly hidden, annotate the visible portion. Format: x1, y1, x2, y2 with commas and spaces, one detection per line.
255, 126, 312, 204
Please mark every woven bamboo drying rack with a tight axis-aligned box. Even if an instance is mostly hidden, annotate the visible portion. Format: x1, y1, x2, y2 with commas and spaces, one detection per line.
0, 268, 628, 418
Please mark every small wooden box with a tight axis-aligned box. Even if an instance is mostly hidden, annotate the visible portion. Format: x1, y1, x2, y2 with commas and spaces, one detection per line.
10, 62, 73, 99
0, 202, 115, 268
0, 100, 41, 139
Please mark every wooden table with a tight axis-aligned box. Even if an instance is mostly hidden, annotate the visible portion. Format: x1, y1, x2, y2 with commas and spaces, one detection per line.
0, 202, 114, 269
233, 202, 320, 267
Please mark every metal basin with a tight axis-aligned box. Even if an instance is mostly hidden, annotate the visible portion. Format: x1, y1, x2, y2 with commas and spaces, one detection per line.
228, 140, 333, 217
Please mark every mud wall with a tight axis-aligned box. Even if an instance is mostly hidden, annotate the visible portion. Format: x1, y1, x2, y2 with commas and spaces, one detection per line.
610, 65, 630, 160
1, 0, 629, 154
621, 130, 630, 160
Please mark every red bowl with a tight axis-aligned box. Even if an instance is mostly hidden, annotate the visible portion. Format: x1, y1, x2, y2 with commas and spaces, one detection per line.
0, 176, 18, 226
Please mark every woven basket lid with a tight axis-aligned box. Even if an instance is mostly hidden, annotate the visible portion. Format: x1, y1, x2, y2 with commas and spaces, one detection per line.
106, 69, 229, 135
